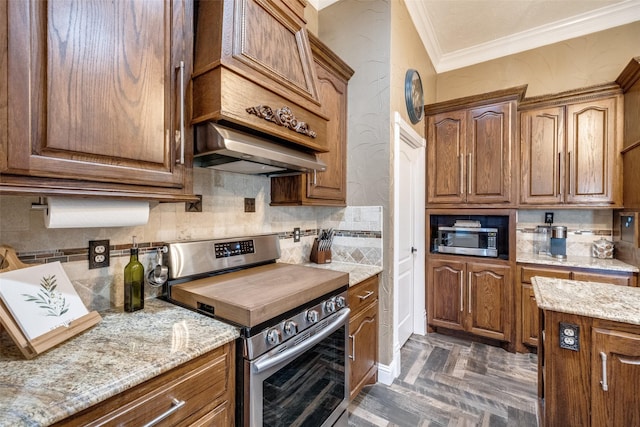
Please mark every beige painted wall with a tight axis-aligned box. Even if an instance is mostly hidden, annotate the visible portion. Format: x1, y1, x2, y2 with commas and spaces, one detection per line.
390, 0, 436, 135
436, 21, 640, 101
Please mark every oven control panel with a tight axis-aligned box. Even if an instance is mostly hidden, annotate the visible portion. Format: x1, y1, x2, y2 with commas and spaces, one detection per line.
214, 239, 255, 258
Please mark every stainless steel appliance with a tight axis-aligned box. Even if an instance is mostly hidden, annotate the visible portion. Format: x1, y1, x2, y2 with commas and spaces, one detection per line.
164, 234, 350, 427
437, 220, 498, 257
550, 225, 568, 259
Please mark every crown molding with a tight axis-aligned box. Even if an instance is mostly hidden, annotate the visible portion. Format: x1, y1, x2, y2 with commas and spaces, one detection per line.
424, 1, 640, 73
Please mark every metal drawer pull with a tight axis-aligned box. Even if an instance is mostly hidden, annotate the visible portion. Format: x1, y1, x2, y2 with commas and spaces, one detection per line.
143, 398, 186, 427
600, 352, 608, 391
358, 291, 374, 301
349, 334, 355, 361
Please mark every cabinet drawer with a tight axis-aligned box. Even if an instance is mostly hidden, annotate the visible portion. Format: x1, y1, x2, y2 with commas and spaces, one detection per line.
348, 275, 379, 315
572, 272, 633, 287
58, 344, 233, 427
521, 267, 571, 283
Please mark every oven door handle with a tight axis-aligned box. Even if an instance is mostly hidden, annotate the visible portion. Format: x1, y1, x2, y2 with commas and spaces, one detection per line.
252, 308, 350, 375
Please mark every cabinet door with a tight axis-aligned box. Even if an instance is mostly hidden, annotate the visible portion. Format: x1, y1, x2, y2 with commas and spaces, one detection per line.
467, 263, 511, 341
5, 0, 189, 189
566, 97, 620, 205
466, 102, 513, 204
521, 283, 539, 347
428, 259, 465, 331
427, 111, 466, 204
592, 328, 640, 427
349, 302, 378, 401
520, 107, 565, 204
304, 51, 348, 203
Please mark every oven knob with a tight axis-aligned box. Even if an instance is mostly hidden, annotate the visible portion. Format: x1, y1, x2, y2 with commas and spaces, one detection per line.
335, 296, 346, 309
325, 299, 336, 314
266, 329, 281, 345
306, 310, 319, 323
284, 321, 298, 336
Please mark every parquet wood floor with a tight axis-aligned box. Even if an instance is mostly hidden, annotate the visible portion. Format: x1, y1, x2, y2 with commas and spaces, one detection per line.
348, 333, 539, 426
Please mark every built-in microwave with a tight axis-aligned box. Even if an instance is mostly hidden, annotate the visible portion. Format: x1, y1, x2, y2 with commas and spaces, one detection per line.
437, 220, 498, 257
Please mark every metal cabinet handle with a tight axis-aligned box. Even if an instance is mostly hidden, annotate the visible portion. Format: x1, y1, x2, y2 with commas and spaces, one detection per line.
349, 334, 355, 361
468, 272, 472, 314
176, 61, 185, 165
460, 155, 464, 195
358, 290, 374, 301
459, 274, 464, 312
557, 152, 561, 197
467, 153, 472, 196
567, 151, 572, 196
143, 398, 186, 427
600, 351, 608, 391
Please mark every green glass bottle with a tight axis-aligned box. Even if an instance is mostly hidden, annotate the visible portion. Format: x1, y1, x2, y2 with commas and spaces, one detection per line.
124, 236, 144, 312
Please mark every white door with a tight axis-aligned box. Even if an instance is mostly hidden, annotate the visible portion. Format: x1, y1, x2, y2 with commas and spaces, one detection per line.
396, 145, 415, 347
393, 112, 426, 354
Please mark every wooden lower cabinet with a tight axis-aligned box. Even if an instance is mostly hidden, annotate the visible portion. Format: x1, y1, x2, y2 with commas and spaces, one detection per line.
539, 312, 640, 426
428, 257, 512, 342
348, 274, 379, 401
591, 327, 640, 426
54, 342, 235, 426
516, 264, 637, 352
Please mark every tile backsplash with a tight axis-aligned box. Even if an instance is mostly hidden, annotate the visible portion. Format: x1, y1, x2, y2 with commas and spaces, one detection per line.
516, 209, 613, 256
0, 169, 382, 310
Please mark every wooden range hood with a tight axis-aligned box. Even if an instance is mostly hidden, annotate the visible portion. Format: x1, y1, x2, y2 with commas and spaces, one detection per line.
191, 0, 329, 153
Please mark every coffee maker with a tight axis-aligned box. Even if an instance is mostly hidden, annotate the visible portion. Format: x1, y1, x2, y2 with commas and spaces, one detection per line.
550, 226, 567, 259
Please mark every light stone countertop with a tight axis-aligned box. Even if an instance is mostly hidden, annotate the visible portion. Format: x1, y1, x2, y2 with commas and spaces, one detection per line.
0, 298, 239, 427
532, 276, 640, 325
302, 261, 383, 286
517, 252, 639, 273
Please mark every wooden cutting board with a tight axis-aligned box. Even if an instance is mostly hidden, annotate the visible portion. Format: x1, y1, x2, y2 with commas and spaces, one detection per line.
170, 263, 349, 327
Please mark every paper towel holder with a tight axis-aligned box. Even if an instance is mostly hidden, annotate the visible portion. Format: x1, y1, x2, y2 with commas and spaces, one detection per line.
31, 197, 48, 211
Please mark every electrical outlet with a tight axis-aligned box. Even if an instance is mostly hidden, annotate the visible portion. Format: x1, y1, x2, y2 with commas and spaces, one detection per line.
244, 198, 256, 213
559, 322, 580, 351
89, 240, 110, 269
545, 212, 554, 224
293, 227, 301, 243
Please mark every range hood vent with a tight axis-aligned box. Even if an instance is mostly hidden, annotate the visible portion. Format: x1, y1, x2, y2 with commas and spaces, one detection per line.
194, 123, 326, 176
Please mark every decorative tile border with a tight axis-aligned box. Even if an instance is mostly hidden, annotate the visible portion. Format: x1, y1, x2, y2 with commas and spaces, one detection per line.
12, 228, 383, 266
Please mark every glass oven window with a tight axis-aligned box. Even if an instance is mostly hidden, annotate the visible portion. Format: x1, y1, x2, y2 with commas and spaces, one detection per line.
262, 326, 346, 426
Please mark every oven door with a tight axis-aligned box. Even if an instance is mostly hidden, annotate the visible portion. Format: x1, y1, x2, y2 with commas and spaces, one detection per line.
246, 309, 350, 427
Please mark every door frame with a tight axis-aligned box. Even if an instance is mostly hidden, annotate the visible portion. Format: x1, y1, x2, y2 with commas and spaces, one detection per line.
389, 112, 426, 381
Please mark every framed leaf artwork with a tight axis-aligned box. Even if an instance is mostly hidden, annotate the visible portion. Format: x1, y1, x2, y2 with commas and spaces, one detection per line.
0, 262, 90, 340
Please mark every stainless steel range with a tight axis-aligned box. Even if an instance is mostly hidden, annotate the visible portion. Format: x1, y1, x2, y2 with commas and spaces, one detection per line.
164, 234, 350, 427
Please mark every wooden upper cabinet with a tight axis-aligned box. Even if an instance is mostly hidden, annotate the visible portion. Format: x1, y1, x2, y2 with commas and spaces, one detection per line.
566, 97, 619, 204
466, 103, 513, 204
270, 34, 353, 206
425, 86, 523, 207
2, 0, 194, 200
519, 85, 623, 207
520, 106, 565, 204
192, 0, 329, 153
427, 110, 466, 204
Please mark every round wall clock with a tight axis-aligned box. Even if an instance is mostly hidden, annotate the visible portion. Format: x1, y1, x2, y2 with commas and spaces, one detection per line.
405, 69, 424, 124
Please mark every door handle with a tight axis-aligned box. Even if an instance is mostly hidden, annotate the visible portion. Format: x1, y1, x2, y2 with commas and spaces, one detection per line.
411, 247, 418, 253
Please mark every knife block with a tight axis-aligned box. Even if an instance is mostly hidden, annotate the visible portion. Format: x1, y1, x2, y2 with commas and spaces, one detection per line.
310, 240, 332, 264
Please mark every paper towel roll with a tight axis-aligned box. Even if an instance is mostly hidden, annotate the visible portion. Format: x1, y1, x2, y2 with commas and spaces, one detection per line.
44, 198, 150, 229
